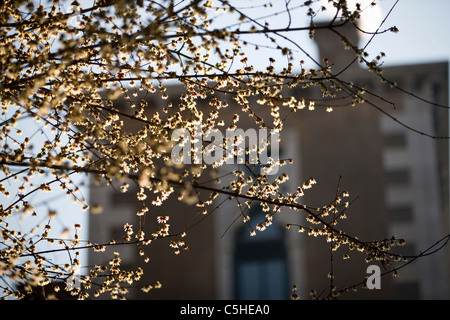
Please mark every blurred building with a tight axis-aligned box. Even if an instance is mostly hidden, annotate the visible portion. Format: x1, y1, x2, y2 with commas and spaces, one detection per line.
87, 22, 449, 299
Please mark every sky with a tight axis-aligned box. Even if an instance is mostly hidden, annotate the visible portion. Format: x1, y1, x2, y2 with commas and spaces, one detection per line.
354, 0, 450, 66
244, 0, 450, 69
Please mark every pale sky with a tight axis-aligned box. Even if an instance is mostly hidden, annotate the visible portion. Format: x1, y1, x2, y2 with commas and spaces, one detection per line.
311, 0, 450, 66
214, 0, 450, 73
358, 0, 450, 66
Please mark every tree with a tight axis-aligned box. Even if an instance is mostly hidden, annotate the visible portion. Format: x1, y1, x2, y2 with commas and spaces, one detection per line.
0, 0, 448, 300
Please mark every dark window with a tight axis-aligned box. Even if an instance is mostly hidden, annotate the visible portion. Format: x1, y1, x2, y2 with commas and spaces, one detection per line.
384, 133, 407, 148
386, 169, 410, 186
388, 205, 413, 223
234, 207, 289, 300
391, 243, 416, 259
395, 282, 420, 299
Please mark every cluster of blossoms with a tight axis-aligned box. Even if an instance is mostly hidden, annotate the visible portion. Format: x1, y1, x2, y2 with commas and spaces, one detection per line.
0, 0, 418, 300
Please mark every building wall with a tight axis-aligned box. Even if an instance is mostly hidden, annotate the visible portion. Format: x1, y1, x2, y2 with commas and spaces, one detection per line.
378, 63, 449, 299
